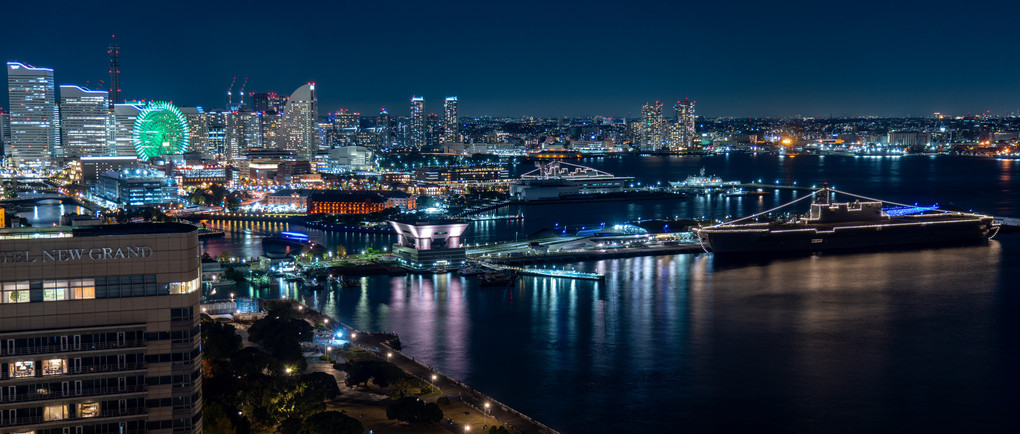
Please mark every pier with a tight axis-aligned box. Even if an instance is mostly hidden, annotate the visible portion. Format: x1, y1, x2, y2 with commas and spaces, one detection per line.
453, 199, 514, 217
480, 262, 606, 281
468, 234, 706, 266
732, 182, 819, 192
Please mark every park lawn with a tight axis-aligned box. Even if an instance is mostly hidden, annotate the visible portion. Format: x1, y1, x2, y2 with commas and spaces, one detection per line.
338, 346, 378, 363
327, 398, 498, 434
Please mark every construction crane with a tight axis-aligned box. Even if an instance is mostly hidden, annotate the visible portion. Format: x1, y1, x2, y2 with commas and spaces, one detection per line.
226, 77, 236, 109
238, 77, 248, 109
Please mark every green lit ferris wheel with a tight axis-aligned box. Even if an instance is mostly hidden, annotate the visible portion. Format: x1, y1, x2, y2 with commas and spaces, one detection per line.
132, 101, 189, 161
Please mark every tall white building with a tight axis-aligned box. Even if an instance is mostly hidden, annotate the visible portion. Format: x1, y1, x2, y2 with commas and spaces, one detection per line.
443, 96, 458, 143
59, 85, 109, 158
111, 103, 142, 156
409, 96, 425, 147
282, 83, 317, 161
6, 62, 59, 167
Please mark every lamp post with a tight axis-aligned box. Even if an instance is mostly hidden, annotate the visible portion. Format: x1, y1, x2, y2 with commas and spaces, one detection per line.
484, 402, 490, 425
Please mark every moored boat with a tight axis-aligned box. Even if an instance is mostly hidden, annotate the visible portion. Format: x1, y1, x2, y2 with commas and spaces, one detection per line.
478, 270, 518, 286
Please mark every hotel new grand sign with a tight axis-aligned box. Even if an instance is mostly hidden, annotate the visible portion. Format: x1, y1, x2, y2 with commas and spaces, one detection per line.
0, 246, 154, 263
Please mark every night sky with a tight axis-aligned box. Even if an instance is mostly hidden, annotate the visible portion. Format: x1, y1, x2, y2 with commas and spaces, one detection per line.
4, 0, 1019, 117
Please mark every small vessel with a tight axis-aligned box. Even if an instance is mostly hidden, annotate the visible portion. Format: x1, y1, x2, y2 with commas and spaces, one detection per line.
261, 231, 326, 257
337, 276, 360, 288
696, 187, 998, 255
723, 187, 771, 197
458, 263, 485, 276
478, 270, 518, 287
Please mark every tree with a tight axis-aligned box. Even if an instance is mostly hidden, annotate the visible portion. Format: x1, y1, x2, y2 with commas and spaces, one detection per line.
263, 381, 325, 424
226, 194, 242, 212
388, 378, 412, 399
248, 308, 313, 369
302, 372, 340, 400
386, 397, 443, 425
230, 347, 282, 378
202, 402, 239, 434
202, 319, 242, 361
301, 411, 365, 434
341, 360, 407, 388
488, 426, 511, 434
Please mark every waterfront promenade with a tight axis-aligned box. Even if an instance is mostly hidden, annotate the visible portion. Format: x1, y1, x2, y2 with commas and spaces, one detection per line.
364, 337, 560, 434
280, 300, 559, 434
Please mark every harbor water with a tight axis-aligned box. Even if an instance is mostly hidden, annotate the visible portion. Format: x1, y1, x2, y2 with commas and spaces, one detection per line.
29, 154, 1020, 433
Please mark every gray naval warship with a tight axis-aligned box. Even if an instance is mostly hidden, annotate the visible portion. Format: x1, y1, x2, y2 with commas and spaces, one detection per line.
696, 187, 998, 254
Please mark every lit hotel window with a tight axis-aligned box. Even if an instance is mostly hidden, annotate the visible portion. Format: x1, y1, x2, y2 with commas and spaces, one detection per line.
43, 280, 69, 301
41, 359, 67, 376
77, 402, 100, 418
1, 281, 30, 303
70, 278, 96, 299
167, 277, 201, 294
11, 360, 34, 377
43, 404, 69, 421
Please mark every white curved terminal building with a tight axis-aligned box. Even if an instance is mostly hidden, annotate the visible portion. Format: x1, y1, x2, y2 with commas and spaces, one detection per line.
388, 220, 468, 271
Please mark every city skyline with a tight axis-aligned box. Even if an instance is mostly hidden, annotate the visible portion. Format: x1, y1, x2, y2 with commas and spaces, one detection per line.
3, 1, 1020, 118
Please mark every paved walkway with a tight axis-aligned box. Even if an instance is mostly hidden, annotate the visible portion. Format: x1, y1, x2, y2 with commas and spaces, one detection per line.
355, 334, 559, 434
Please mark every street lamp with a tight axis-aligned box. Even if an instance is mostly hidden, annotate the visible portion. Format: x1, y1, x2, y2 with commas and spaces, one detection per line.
387, 352, 393, 359
484, 402, 490, 425
431, 374, 437, 383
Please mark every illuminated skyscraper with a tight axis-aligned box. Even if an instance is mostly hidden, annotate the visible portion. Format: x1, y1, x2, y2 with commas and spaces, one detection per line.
376, 108, 390, 147
674, 98, 696, 150
111, 103, 142, 156
206, 110, 230, 159
6, 62, 59, 167
640, 101, 664, 151
443, 96, 458, 143
409, 96, 425, 147
180, 107, 209, 155
261, 111, 283, 149
426, 113, 441, 147
59, 85, 109, 158
0, 111, 9, 155
282, 83, 318, 160
249, 91, 287, 114
231, 110, 261, 157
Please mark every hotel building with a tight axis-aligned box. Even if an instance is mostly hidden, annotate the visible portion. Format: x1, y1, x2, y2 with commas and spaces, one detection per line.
0, 223, 203, 433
